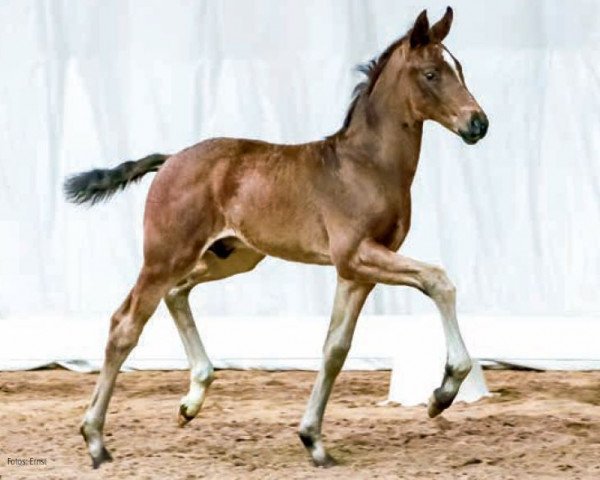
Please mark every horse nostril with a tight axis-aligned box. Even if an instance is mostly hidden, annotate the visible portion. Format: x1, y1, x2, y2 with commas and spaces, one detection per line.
470, 117, 482, 135
481, 117, 489, 135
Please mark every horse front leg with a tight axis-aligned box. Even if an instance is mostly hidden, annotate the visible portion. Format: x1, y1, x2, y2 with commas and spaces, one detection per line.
425, 284, 472, 418
298, 277, 373, 467
338, 238, 473, 418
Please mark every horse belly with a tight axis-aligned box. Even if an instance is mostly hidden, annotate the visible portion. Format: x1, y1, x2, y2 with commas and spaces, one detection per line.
226, 200, 332, 265
237, 220, 331, 265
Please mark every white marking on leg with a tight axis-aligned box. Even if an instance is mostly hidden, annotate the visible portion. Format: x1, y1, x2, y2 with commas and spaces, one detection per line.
181, 364, 214, 417
421, 266, 472, 415
425, 268, 471, 378
165, 288, 214, 424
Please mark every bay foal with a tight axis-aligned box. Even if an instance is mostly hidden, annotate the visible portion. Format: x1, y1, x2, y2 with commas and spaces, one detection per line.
66, 7, 488, 468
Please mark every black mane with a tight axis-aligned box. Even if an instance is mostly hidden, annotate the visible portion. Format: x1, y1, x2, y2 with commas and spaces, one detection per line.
331, 34, 408, 138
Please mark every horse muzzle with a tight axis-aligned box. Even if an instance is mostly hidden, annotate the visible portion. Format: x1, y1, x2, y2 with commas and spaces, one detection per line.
459, 112, 489, 145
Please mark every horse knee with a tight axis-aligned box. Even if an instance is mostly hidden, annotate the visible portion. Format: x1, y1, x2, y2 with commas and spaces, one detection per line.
333, 253, 362, 282
424, 266, 456, 302
164, 288, 190, 309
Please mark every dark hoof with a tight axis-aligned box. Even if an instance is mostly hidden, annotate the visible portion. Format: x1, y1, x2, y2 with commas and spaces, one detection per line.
428, 388, 455, 418
427, 397, 444, 418
91, 447, 113, 469
299, 432, 338, 468
313, 453, 338, 468
178, 403, 196, 427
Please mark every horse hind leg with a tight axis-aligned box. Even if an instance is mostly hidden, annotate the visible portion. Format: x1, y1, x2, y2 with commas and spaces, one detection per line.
164, 240, 264, 426
165, 286, 214, 427
80, 263, 179, 468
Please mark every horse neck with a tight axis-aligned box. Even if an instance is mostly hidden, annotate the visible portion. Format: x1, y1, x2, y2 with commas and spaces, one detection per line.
338, 90, 424, 190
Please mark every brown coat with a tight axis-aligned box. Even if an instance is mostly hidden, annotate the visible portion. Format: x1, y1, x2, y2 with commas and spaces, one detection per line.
70, 7, 489, 469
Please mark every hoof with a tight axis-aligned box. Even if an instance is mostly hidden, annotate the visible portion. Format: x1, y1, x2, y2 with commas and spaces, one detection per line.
427, 396, 444, 418
91, 447, 113, 469
81, 422, 113, 469
178, 403, 196, 427
427, 388, 455, 418
299, 432, 338, 468
313, 453, 338, 468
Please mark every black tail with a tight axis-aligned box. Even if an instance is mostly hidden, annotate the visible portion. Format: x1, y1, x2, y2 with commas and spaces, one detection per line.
63, 153, 169, 205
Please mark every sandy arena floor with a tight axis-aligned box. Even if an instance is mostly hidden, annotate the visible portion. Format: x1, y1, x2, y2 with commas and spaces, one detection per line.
0, 369, 598, 479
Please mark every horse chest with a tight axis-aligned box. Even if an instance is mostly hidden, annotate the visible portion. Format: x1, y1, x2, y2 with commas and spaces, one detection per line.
377, 198, 412, 252
387, 220, 410, 252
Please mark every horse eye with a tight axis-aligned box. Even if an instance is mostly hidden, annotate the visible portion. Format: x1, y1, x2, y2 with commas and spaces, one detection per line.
424, 71, 437, 81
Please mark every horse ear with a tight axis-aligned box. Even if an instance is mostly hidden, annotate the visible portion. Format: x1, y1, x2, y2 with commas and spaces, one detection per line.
410, 10, 430, 48
430, 6, 453, 43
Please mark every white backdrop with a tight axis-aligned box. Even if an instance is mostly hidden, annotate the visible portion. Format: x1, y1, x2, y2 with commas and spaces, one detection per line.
0, 0, 598, 370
